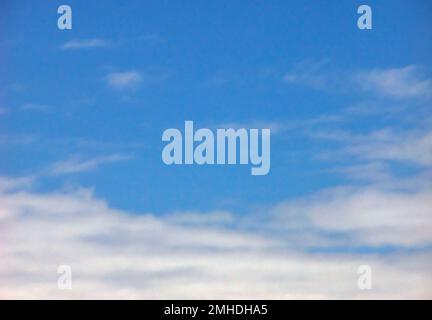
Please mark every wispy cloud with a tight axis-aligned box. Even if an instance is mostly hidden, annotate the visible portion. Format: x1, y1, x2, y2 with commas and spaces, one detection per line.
283, 62, 432, 99
61, 39, 109, 50
347, 129, 432, 166
315, 128, 432, 167
50, 154, 133, 175
271, 186, 432, 247
105, 71, 142, 89
0, 107, 7, 115
0, 176, 34, 192
356, 66, 432, 99
215, 120, 284, 134
105, 69, 170, 89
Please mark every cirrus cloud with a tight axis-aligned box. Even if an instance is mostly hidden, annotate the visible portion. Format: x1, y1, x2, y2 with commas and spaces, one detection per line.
105, 71, 142, 89
61, 39, 110, 50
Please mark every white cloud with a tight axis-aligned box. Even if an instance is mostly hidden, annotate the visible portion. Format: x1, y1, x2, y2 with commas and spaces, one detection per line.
283, 63, 432, 99
315, 128, 432, 167
0, 183, 431, 299
0, 176, 34, 192
164, 210, 234, 226
356, 66, 432, 99
105, 71, 142, 88
271, 187, 432, 247
50, 154, 133, 175
327, 162, 394, 184
61, 39, 109, 50
349, 129, 432, 166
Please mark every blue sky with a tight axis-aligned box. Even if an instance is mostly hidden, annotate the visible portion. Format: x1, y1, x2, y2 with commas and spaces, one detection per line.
1, 1, 432, 298
1, 0, 430, 213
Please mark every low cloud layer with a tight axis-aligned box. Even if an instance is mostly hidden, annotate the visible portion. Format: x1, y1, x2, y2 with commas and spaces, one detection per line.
0, 174, 431, 299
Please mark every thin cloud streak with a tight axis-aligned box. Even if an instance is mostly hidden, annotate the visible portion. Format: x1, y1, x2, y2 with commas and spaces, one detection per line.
356, 66, 432, 99
50, 154, 133, 175
105, 71, 142, 88
61, 39, 110, 50
283, 62, 432, 99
